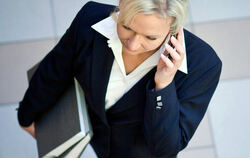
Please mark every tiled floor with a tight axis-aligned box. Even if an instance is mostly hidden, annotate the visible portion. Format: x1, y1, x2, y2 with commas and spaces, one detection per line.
193, 18, 250, 80
0, 0, 54, 43
208, 78, 250, 158
52, 0, 118, 37
0, 39, 56, 104
0, 0, 250, 158
0, 103, 38, 158
185, 114, 213, 149
189, 0, 250, 23
178, 147, 216, 158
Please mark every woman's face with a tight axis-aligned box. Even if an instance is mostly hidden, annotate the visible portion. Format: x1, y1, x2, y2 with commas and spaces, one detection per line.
117, 13, 171, 56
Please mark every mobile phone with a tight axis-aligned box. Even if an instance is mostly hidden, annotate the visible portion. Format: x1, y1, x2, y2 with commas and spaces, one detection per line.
164, 33, 178, 59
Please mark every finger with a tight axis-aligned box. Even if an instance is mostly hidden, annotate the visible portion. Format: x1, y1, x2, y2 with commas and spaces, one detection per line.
165, 43, 181, 61
177, 27, 184, 44
32, 132, 36, 139
170, 35, 185, 57
160, 54, 174, 68
31, 124, 36, 139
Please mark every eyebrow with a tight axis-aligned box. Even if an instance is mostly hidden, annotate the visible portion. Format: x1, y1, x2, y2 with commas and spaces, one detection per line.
123, 25, 162, 38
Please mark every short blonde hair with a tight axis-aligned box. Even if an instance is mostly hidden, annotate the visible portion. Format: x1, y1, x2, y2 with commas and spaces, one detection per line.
112, 0, 189, 35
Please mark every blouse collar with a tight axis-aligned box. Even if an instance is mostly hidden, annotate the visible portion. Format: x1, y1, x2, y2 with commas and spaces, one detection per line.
91, 14, 188, 74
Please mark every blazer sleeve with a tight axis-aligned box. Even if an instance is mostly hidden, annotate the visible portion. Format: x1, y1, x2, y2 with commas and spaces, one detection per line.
143, 53, 222, 156
17, 3, 91, 127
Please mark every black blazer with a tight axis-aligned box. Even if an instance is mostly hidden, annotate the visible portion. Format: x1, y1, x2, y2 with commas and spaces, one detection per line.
18, 2, 222, 158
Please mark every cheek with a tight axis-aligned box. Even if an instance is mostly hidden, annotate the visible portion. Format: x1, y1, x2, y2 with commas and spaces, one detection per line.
143, 39, 165, 51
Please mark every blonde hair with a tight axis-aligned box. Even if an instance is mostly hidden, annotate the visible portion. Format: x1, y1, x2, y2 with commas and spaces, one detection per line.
112, 0, 188, 35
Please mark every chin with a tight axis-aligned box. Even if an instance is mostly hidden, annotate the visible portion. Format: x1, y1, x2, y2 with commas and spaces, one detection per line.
125, 49, 143, 56
126, 48, 138, 53
123, 45, 141, 55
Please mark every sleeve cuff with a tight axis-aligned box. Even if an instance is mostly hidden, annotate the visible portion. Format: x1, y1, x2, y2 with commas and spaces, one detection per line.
17, 101, 35, 127
145, 79, 178, 114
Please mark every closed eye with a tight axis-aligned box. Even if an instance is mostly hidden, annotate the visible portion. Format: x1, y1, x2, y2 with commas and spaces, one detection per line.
146, 36, 157, 40
122, 25, 132, 30
122, 25, 157, 40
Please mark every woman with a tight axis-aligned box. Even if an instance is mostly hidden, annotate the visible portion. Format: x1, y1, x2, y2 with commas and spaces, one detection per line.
18, 0, 222, 158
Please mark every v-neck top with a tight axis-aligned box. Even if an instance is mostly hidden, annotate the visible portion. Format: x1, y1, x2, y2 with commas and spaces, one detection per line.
91, 14, 187, 110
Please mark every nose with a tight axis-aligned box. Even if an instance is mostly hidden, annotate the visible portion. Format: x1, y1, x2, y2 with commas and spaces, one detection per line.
126, 34, 141, 51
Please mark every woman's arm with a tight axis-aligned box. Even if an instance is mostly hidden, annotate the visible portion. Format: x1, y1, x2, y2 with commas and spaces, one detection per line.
143, 29, 222, 157
17, 2, 91, 129
144, 62, 221, 157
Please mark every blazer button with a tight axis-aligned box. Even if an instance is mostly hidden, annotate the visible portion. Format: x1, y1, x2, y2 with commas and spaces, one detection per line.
157, 102, 163, 107
157, 96, 162, 101
156, 106, 162, 110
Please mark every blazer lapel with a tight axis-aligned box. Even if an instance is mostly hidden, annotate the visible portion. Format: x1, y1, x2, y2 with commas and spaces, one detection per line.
90, 33, 114, 125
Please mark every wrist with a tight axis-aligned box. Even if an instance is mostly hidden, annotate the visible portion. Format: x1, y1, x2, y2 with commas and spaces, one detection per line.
155, 82, 171, 91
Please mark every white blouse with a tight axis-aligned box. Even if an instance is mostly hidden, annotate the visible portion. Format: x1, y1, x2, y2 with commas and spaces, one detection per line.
91, 15, 187, 110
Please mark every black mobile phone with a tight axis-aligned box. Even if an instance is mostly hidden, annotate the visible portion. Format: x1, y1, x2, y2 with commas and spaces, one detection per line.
166, 34, 178, 60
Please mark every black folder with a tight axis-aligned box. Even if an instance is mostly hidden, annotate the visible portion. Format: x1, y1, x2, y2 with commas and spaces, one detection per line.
27, 63, 93, 158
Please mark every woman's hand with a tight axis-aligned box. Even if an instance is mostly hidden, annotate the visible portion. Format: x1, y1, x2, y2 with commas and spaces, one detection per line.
154, 28, 185, 90
21, 122, 36, 139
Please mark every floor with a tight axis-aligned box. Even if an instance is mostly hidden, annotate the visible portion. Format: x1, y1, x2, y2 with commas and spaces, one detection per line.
0, 0, 250, 157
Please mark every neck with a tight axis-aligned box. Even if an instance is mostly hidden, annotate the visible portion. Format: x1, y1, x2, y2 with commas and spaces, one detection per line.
122, 49, 155, 75
122, 49, 155, 61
